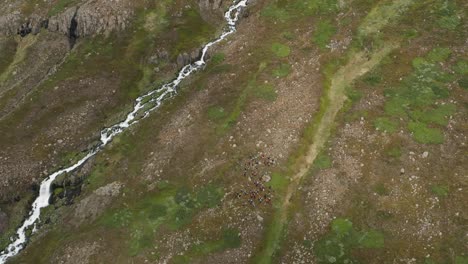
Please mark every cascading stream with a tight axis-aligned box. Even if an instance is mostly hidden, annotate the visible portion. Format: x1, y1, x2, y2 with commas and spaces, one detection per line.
0, 0, 247, 262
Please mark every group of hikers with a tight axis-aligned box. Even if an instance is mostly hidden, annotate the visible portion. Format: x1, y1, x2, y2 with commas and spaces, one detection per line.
234, 153, 276, 207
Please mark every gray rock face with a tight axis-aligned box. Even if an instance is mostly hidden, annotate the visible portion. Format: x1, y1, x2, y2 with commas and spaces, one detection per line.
197, 0, 226, 24
176, 48, 202, 68
0, 13, 22, 35
0, 0, 133, 38
48, 2, 132, 38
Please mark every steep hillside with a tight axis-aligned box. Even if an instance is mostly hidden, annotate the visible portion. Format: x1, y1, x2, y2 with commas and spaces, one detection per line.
0, 0, 466, 263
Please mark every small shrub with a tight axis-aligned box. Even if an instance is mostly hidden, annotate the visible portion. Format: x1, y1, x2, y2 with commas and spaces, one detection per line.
271, 42, 291, 57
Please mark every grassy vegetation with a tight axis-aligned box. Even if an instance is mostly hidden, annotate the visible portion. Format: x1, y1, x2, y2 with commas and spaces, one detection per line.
358, 0, 414, 36
99, 183, 224, 256
377, 47, 457, 144
374, 117, 398, 133
252, 83, 277, 101
312, 20, 337, 49
205, 62, 276, 133
313, 218, 384, 263
0, 38, 17, 78
261, 0, 338, 23
271, 43, 291, 58
48, 0, 81, 16
171, 7, 215, 57
430, 185, 449, 198
172, 228, 241, 263
313, 152, 332, 170
272, 63, 291, 78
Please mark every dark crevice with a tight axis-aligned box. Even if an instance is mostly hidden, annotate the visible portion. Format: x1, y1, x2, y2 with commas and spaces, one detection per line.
68, 8, 80, 49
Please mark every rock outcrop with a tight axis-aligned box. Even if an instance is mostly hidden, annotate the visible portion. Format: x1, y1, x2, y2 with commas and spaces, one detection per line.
0, 0, 134, 38
176, 49, 203, 68
48, 2, 133, 38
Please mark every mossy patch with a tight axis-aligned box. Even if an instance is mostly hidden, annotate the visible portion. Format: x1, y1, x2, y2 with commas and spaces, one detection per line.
314, 218, 385, 263
272, 63, 291, 78
380, 48, 456, 144
207, 106, 227, 121
408, 121, 444, 144
252, 83, 277, 101
271, 43, 291, 58
312, 20, 337, 49
374, 117, 398, 133
313, 152, 332, 170
431, 185, 449, 198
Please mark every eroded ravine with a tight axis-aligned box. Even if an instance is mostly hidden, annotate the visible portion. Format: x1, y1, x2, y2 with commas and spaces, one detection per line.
0, 0, 248, 262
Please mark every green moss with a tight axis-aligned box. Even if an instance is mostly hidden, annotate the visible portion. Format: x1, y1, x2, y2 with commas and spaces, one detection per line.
211, 53, 226, 65
409, 103, 456, 126
359, 230, 385, 248
268, 172, 288, 192
260, 0, 338, 23
331, 218, 353, 236
362, 70, 382, 86
173, 228, 241, 263
313, 152, 332, 170
222, 228, 242, 248
408, 121, 444, 144
272, 63, 291, 78
458, 77, 468, 90
312, 20, 337, 49
314, 218, 385, 263
427, 47, 452, 63
271, 43, 291, 58
455, 256, 468, 264
172, 8, 215, 56
374, 183, 389, 196
53, 187, 64, 196
431, 185, 449, 197
374, 117, 398, 133
253, 83, 277, 101
207, 106, 227, 121
435, 1, 461, 31
385, 146, 402, 158
0, 38, 17, 76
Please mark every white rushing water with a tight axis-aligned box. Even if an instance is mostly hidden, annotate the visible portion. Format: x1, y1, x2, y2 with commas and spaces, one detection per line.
0, 0, 247, 262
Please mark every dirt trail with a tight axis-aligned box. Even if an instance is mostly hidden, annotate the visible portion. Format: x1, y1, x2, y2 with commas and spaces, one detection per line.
256, 43, 398, 264
281, 43, 398, 213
